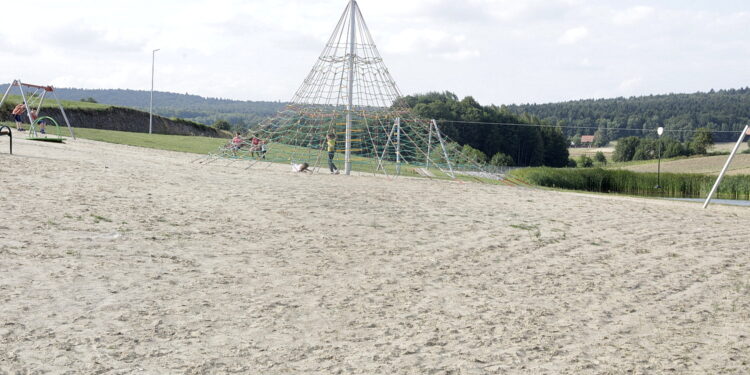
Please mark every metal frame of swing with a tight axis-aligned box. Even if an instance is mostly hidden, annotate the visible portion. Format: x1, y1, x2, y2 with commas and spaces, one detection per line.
0, 79, 76, 139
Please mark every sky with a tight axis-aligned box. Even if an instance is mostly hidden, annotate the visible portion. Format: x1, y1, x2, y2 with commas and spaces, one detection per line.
1, 0, 749, 105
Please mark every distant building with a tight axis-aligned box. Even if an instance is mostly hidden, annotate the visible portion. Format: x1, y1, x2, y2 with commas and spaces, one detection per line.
580, 135, 595, 147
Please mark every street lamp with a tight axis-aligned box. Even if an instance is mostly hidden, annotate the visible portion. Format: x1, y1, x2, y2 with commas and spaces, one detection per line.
149, 48, 160, 134
656, 126, 664, 189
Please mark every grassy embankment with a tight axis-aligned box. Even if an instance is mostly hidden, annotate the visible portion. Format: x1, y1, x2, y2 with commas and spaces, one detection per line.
1, 95, 218, 135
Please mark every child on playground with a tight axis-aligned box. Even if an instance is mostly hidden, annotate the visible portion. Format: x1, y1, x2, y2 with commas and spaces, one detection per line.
30, 109, 46, 134
231, 132, 243, 156
11, 103, 26, 131
326, 133, 339, 174
292, 162, 311, 173
250, 136, 261, 157
260, 139, 267, 159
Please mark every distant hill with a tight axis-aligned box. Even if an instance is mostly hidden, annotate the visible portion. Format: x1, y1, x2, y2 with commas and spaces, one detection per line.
6, 84, 749, 143
0, 85, 286, 128
505, 88, 750, 142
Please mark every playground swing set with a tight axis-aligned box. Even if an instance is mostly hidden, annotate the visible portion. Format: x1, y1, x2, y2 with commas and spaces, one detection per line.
0, 79, 75, 142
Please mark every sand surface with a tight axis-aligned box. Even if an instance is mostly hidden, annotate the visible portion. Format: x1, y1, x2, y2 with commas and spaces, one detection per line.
1, 138, 749, 374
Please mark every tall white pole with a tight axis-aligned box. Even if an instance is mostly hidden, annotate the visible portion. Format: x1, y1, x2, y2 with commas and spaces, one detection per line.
395, 117, 401, 175
149, 48, 160, 134
344, 0, 356, 175
426, 122, 433, 169
703, 125, 749, 208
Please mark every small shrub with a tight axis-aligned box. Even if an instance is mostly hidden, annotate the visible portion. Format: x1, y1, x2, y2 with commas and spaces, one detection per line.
490, 152, 514, 167
461, 144, 487, 163
577, 155, 594, 168
212, 119, 231, 131
594, 151, 607, 165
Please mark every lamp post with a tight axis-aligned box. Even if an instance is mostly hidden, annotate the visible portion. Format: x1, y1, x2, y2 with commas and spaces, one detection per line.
149, 48, 160, 134
656, 126, 664, 189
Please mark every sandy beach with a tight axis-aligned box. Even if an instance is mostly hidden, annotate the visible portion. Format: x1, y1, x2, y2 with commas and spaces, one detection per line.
1, 137, 749, 374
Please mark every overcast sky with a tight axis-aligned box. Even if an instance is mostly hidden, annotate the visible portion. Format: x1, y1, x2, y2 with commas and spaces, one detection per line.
1, 0, 749, 105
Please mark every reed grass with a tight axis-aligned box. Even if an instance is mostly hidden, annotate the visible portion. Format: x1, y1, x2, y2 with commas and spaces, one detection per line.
510, 167, 750, 200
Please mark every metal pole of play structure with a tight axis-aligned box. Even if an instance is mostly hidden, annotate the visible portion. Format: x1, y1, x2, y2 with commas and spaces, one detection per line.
18, 81, 34, 128
36, 90, 47, 113
395, 117, 401, 176
343, 0, 357, 175
432, 119, 455, 178
426, 121, 433, 169
149, 48, 160, 135
51, 90, 76, 139
0, 80, 14, 107
704, 124, 750, 208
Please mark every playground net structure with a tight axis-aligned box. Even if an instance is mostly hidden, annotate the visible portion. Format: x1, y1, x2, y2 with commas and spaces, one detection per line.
207, 0, 486, 179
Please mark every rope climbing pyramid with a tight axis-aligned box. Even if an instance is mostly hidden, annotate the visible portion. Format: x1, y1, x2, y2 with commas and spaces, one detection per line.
211, 0, 485, 178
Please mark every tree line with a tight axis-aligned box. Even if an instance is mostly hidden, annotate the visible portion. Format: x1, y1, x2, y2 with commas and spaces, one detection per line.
505, 87, 750, 143
612, 128, 715, 163
400, 92, 569, 167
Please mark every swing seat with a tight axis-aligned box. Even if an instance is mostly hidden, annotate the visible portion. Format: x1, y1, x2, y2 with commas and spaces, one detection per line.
28, 116, 65, 142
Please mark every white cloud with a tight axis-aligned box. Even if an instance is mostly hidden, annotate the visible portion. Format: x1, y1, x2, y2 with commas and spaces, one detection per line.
558, 26, 589, 44
440, 49, 481, 61
619, 77, 643, 90
0, 0, 748, 105
383, 29, 478, 61
613, 6, 655, 26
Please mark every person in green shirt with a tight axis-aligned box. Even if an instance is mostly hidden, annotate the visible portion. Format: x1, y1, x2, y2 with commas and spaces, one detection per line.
326, 133, 339, 174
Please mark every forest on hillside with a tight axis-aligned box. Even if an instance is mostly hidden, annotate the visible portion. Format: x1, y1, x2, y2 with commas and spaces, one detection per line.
506, 87, 750, 143
401, 92, 569, 167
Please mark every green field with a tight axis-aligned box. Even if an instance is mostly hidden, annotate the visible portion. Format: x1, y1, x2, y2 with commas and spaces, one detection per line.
1, 94, 110, 110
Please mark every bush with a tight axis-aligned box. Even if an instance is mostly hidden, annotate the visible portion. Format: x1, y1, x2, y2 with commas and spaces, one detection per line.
569, 133, 582, 147
567, 158, 577, 168
593, 129, 609, 147
212, 119, 231, 131
577, 155, 594, 168
461, 144, 487, 163
594, 151, 607, 165
613, 136, 641, 162
690, 127, 713, 155
490, 152, 514, 167
662, 139, 687, 158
